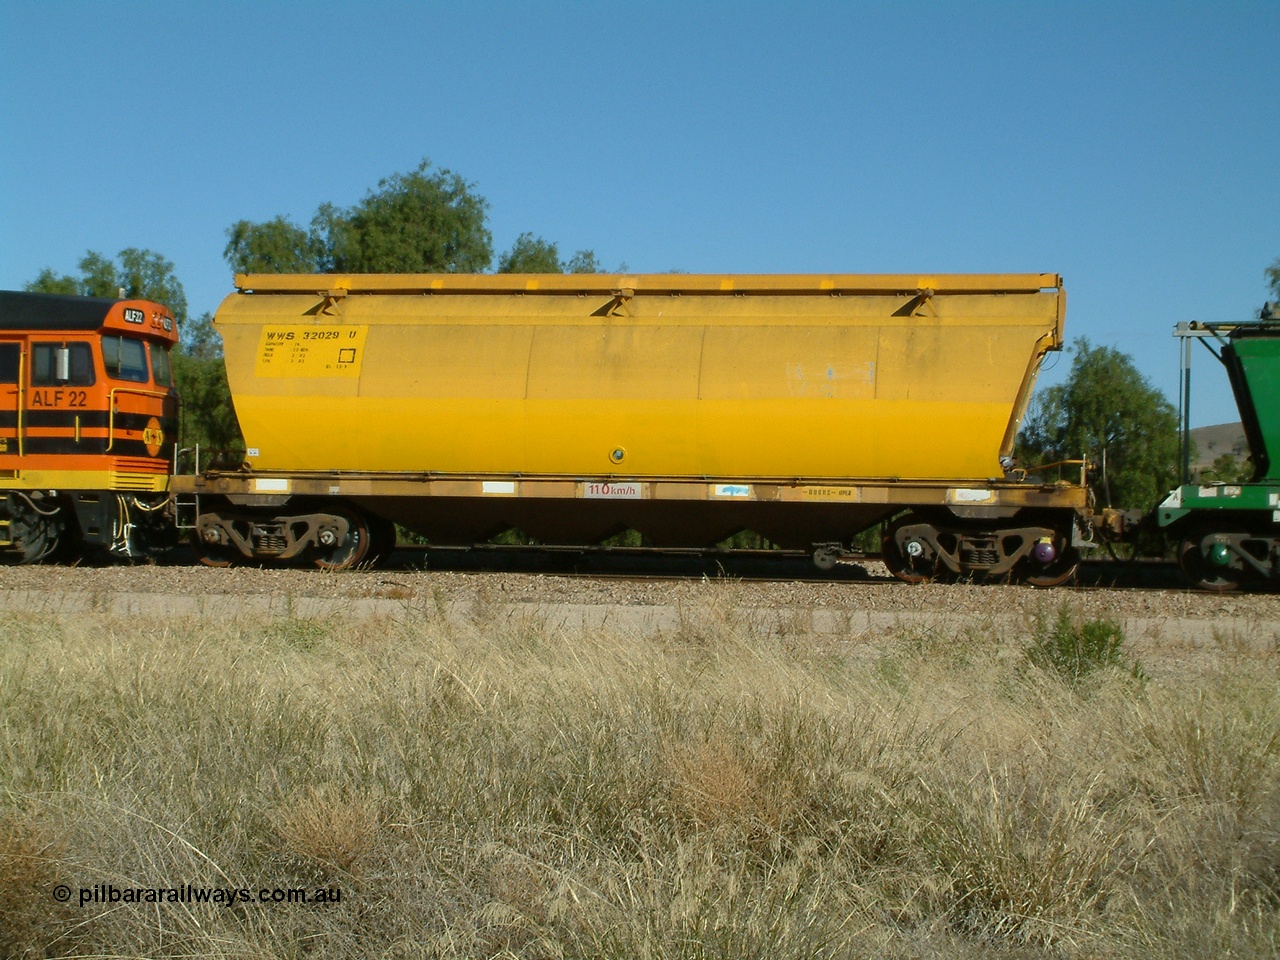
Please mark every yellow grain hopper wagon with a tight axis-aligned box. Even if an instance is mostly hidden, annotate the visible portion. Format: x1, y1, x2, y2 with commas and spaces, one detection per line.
175, 273, 1088, 582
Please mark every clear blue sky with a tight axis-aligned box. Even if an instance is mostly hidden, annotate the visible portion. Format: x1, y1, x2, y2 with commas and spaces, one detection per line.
2, 0, 1276, 427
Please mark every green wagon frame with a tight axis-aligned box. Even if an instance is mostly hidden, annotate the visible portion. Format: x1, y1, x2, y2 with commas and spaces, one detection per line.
1159, 312, 1280, 590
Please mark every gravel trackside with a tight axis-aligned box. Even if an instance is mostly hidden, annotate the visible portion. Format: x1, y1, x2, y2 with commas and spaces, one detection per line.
1, 560, 1277, 674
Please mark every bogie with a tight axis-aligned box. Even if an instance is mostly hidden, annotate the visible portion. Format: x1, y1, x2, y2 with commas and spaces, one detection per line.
0, 492, 63, 563
1176, 523, 1279, 592
882, 512, 1080, 585
195, 501, 376, 571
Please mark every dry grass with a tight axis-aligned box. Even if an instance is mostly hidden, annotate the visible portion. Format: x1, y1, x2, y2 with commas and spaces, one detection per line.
0, 596, 1276, 959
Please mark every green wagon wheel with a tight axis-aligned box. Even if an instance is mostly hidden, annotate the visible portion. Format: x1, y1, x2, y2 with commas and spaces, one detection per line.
1177, 528, 1242, 593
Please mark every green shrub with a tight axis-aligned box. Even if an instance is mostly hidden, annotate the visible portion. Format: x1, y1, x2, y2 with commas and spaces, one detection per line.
1028, 604, 1139, 684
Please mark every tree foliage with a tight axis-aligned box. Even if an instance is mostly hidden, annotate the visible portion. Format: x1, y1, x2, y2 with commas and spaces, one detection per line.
226, 159, 609, 279
498, 233, 563, 273
565, 250, 606, 274
227, 160, 494, 276
26, 248, 189, 325
1017, 340, 1179, 510
1266, 257, 1279, 300
24, 268, 81, 295
224, 216, 319, 274
1199, 452, 1251, 484
497, 233, 606, 274
170, 313, 242, 456
329, 162, 493, 272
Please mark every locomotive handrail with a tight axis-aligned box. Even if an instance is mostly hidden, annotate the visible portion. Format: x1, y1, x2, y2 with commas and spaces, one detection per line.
105, 386, 172, 452
16, 349, 23, 457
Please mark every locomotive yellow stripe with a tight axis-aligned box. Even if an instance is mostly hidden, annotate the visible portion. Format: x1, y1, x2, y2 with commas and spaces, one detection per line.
0, 469, 168, 492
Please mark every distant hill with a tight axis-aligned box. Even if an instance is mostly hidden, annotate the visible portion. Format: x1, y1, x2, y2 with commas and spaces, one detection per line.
1188, 422, 1248, 475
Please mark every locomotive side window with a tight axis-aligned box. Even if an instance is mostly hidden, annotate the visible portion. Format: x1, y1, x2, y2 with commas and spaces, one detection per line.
102, 335, 149, 383
150, 342, 173, 388
32, 343, 95, 386
0, 343, 19, 384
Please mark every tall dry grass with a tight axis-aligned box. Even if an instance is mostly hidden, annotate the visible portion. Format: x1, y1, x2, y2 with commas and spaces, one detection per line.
0, 592, 1276, 959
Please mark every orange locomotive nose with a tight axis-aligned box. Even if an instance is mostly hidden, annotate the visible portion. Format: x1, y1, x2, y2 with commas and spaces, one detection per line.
0, 290, 180, 561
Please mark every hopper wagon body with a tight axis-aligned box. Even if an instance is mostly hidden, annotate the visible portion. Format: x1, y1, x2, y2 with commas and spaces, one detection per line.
177, 272, 1089, 582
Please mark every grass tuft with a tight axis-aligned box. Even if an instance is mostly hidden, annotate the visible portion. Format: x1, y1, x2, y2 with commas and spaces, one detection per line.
0, 811, 74, 959
271, 786, 382, 880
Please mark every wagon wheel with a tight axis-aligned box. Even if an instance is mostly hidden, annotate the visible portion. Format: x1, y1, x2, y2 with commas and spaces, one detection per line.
312, 507, 371, 571
195, 542, 238, 568
1177, 528, 1242, 593
1024, 543, 1081, 588
882, 514, 939, 584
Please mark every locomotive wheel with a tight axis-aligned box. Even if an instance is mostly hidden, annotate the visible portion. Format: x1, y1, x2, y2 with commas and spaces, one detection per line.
2, 499, 63, 564
312, 507, 371, 571
1177, 528, 1242, 593
882, 514, 938, 584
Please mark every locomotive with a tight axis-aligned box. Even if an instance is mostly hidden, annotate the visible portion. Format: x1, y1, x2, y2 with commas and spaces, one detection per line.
0, 291, 179, 561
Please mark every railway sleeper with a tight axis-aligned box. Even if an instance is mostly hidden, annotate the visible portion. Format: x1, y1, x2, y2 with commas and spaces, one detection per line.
197, 510, 352, 562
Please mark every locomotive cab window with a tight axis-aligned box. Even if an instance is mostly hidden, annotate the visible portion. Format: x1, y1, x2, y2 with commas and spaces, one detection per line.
102, 336, 149, 383
32, 342, 95, 386
149, 342, 173, 388
0, 343, 19, 384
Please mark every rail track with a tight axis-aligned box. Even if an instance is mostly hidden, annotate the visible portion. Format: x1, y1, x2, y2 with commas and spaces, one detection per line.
100, 541, 1237, 593
386, 544, 1200, 589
